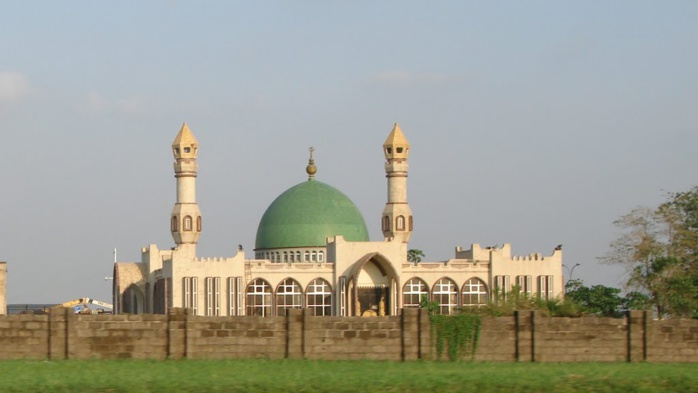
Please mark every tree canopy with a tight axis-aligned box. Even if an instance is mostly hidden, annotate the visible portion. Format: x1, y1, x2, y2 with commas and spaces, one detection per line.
407, 249, 425, 263
601, 186, 698, 318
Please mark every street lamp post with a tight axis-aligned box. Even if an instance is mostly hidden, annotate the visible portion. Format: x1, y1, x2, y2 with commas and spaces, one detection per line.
563, 263, 580, 284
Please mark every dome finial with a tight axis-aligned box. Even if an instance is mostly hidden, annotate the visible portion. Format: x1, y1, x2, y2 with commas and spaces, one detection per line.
306, 146, 317, 179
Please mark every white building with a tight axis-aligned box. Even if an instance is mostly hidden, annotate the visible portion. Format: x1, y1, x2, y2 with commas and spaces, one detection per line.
114, 123, 563, 316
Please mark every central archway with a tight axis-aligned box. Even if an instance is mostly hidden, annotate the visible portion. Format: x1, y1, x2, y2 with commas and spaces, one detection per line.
347, 253, 399, 316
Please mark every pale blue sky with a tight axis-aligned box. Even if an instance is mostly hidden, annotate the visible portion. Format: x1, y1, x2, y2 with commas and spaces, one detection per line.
1, 1, 697, 303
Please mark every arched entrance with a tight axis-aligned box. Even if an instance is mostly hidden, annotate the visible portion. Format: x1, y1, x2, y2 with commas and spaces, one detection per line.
347, 253, 399, 316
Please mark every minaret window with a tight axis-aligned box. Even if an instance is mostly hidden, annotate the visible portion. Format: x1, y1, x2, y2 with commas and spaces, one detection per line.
409, 216, 413, 231
174, 148, 180, 155
382, 216, 391, 231
183, 216, 193, 231
171, 216, 178, 232
396, 147, 403, 153
196, 216, 202, 232
386, 148, 392, 155
184, 147, 191, 153
396, 216, 405, 231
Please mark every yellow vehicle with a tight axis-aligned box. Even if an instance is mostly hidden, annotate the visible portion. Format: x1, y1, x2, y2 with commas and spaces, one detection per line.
54, 298, 113, 314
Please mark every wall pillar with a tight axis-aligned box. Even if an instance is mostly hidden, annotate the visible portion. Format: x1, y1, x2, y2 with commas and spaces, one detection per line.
286, 309, 304, 359
627, 310, 648, 362
167, 308, 189, 359
0, 262, 6, 315
48, 307, 70, 360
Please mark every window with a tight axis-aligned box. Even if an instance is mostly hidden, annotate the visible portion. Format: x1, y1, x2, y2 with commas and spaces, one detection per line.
183, 277, 198, 315
382, 216, 391, 231
205, 277, 220, 316
283, 251, 288, 263
396, 147, 403, 153
462, 278, 488, 307
184, 147, 191, 153
246, 278, 272, 317
306, 279, 333, 316
196, 216, 202, 232
494, 276, 510, 302
171, 216, 178, 232
174, 148, 180, 155
296, 251, 301, 262
432, 278, 458, 315
386, 148, 392, 155
275, 252, 279, 263
409, 216, 413, 231
516, 275, 532, 297
304, 251, 310, 262
228, 277, 242, 316
311, 251, 317, 262
318, 251, 324, 262
396, 216, 405, 231
276, 278, 303, 316
183, 216, 192, 231
289, 251, 295, 263
538, 276, 554, 300
403, 278, 428, 308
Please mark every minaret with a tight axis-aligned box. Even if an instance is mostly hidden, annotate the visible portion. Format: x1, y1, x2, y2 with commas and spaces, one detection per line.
381, 123, 412, 243
171, 123, 202, 249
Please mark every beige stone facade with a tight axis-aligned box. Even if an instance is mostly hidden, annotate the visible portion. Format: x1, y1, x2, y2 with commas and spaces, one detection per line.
114, 124, 563, 316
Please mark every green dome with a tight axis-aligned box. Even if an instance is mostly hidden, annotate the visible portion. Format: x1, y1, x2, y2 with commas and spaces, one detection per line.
255, 179, 369, 250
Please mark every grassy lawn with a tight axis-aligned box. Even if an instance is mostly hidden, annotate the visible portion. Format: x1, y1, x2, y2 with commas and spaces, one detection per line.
0, 360, 695, 393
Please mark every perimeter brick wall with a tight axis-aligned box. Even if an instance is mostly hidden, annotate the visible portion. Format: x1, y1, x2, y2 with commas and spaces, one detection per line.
1, 308, 698, 362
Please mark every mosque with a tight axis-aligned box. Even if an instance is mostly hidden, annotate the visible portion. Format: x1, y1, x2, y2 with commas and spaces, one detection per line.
113, 123, 563, 316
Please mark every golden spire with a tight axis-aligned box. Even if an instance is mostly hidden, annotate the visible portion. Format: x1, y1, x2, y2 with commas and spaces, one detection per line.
172, 122, 199, 159
383, 122, 410, 160
306, 146, 317, 179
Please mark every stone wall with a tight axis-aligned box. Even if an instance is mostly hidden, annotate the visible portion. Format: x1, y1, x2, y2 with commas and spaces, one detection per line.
1, 308, 697, 362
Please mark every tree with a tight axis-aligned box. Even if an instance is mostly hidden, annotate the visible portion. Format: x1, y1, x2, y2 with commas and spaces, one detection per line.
407, 249, 425, 263
565, 279, 624, 317
601, 186, 698, 318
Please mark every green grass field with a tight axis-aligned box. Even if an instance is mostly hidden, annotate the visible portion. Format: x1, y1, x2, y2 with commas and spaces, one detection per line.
0, 360, 695, 393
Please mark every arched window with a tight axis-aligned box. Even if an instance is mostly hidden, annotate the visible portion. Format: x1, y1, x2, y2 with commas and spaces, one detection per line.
283, 251, 288, 263
289, 251, 295, 263
462, 278, 489, 307
304, 251, 310, 262
311, 251, 317, 262
432, 278, 458, 315
183, 216, 193, 231
382, 216, 391, 231
296, 251, 302, 262
275, 278, 303, 316
306, 278, 332, 316
318, 251, 324, 262
171, 216, 178, 232
196, 216, 202, 232
246, 278, 272, 317
409, 216, 413, 231
403, 278, 428, 308
275, 252, 280, 263
396, 216, 405, 231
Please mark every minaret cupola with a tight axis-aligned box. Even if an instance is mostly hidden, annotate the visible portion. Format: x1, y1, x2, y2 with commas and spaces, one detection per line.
383, 123, 410, 161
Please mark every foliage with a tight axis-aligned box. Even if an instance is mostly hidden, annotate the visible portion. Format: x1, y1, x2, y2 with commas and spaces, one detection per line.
466, 285, 582, 318
407, 249, 425, 263
601, 186, 698, 318
1, 360, 698, 393
565, 279, 625, 317
429, 314, 481, 361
